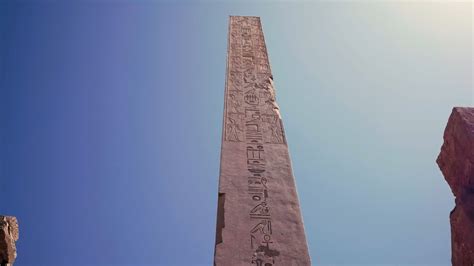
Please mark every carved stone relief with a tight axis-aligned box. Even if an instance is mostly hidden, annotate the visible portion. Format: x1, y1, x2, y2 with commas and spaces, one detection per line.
217, 16, 310, 266
225, 15, 285, 261
225, 112, 244, 142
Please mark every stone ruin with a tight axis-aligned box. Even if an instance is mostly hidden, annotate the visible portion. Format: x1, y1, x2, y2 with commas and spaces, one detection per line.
0, 216, 18, 266
437, 107, 474, 265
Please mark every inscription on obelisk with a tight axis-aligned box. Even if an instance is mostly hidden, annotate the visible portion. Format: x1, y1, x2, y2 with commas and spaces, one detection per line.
214, 16, 311, 266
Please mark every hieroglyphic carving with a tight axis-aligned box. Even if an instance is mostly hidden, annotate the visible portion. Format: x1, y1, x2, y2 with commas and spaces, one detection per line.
244, 89, 259, 106
226, 113, 244, 142
256, 59, 271, 74
255, 45, 267, 57
243, 70, 256, 88
225, 15, 285, 260
246, 138, 276, 265
230, 56, 242, 71
225, 19, 245, 142
254, 50, 267, 61
262, 115, 284, 144
229, 71, 243, 88
228, 90, 243, 113
227, 16, 280, 265
218, 16, 310, 266
242, 56, 254, 70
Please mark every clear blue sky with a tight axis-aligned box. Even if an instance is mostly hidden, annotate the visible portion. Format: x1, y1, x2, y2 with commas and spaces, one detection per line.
0, 1, 472, 265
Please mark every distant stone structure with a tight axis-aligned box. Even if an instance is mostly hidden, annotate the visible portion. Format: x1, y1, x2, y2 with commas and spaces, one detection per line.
0, 216, 19, 266
437, 107, 474, 266
214, 16, 311, 265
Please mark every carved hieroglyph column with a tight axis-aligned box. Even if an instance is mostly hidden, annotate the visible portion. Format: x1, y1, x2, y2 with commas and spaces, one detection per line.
214, 16, 311, 266
437, 107, 474, 266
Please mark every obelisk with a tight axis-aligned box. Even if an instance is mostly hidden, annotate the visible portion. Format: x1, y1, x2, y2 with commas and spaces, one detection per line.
214, 16, 311, 265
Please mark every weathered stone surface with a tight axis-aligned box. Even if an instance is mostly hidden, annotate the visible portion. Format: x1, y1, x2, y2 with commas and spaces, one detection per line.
214, 16, 311, 265
0, 216, 19, 266
437, 107, 474, 266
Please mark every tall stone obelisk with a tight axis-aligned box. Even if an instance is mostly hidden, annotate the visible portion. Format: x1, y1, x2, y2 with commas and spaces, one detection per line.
214, 16, 311, 266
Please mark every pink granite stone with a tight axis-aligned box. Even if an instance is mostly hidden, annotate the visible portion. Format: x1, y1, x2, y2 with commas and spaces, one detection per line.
214, 16, 311, 265
437, 107, 474, 265
0, 216, 19, 266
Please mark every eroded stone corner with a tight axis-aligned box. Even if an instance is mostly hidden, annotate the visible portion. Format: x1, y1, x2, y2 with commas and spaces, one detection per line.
0, 216, 19, 266
437, 107, 474, 266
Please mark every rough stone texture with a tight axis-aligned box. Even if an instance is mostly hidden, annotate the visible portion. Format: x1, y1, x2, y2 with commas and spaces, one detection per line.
0, 216, 19, 266
214, 16, 311, 265
437, 107, 474, 266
